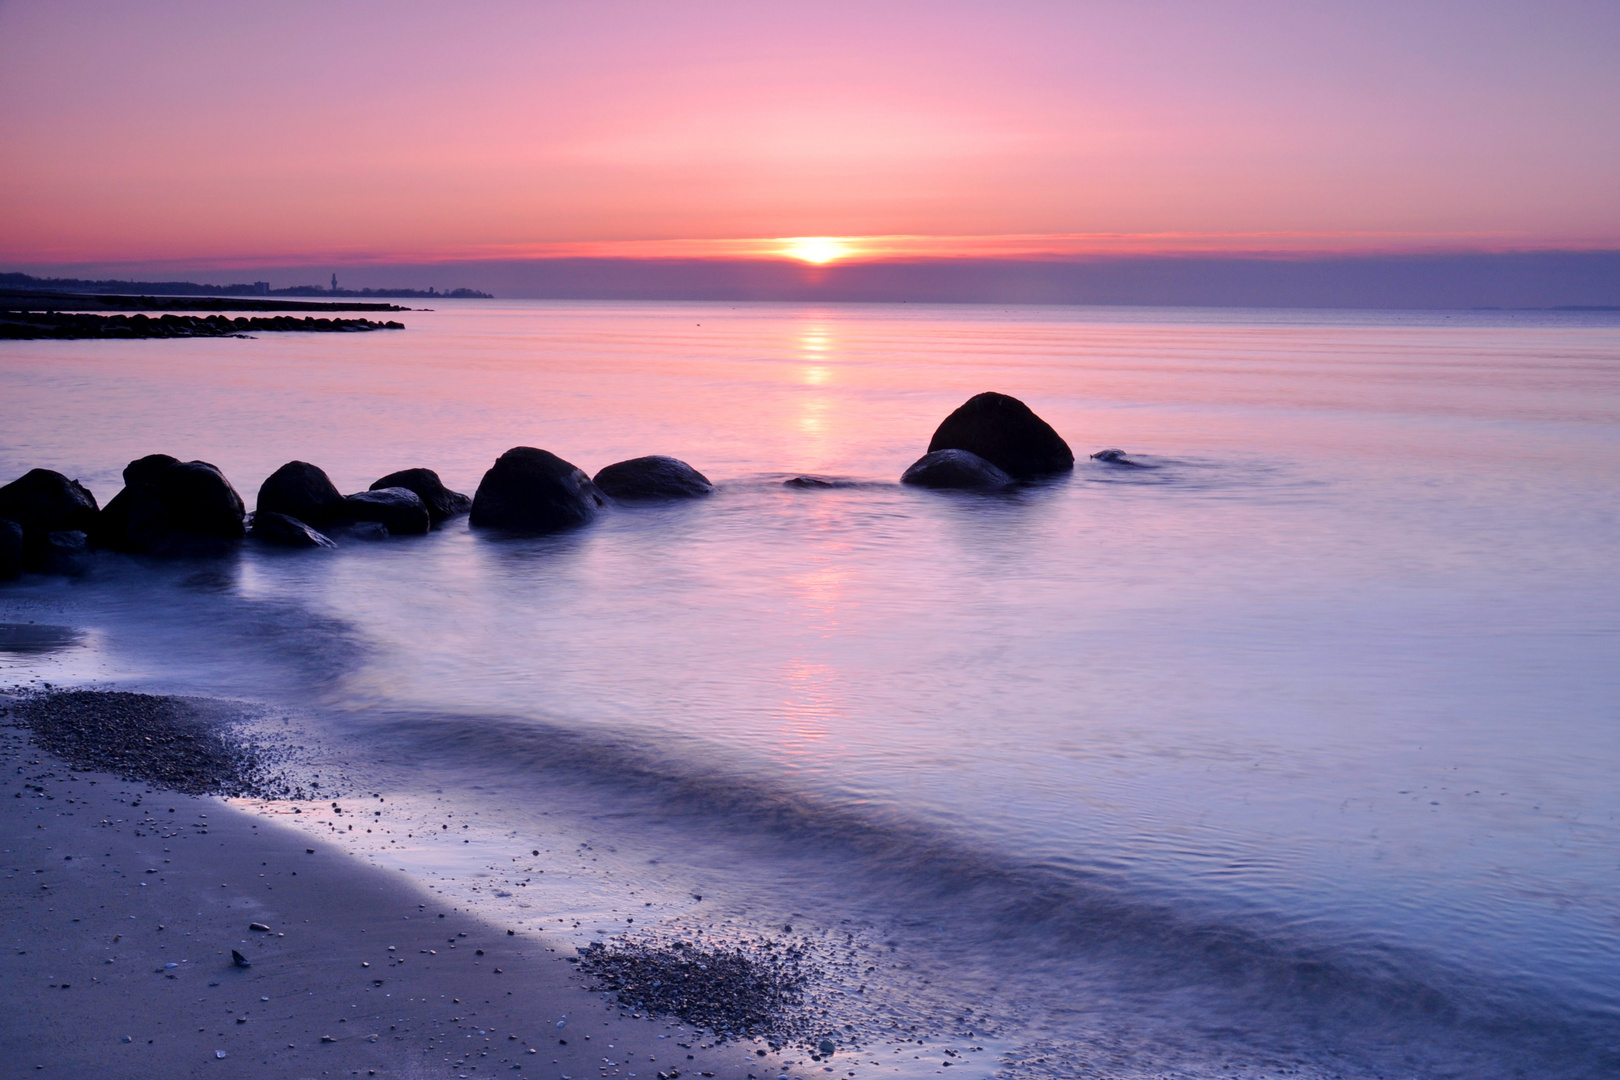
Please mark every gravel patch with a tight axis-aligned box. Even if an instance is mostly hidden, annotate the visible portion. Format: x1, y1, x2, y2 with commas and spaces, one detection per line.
576, 936, 824, 1048
8, 689, 301, 797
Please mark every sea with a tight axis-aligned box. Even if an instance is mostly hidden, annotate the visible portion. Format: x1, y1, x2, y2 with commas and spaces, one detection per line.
2, 301, 1618, 1078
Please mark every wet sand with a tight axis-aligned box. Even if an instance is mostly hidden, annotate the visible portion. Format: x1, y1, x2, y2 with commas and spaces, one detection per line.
0, 698, 772, 1080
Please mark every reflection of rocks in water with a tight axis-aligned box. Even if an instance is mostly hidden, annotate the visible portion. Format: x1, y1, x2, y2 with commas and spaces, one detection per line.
0, 623, 84, 654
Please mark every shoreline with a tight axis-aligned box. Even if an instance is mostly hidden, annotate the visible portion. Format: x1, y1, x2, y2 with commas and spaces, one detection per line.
0, 694, 780, 1080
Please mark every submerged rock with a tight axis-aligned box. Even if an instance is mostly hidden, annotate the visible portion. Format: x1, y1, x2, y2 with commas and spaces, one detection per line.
96, 458, 245, 555
783, 475, 857, 489
469, 447, 604, 534
250, 510, 335, 550
900, 448, 1012, 489
343, 487, 431, 536
338, 521, 390, 542
0, 518, 22, 580
1090, 448, 1152, 468
256, 461, 345, 527
593, 456, 713, 500
926, 392, 1073, 478
0, 468, 100, 535
369, 468, 471, 524
23, 530, 90, 575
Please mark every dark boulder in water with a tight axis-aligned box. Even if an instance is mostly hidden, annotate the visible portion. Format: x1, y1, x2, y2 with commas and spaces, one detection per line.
469, 447, 603, 534
593, 456, 713, 501
95, 485, 170, 553
0, 469, 100, 535
0, 519, 22, 580
250, 510, 335, 549
95, 458, 245, 554
900, 448, 1012, 490
257, 461, 345, 527
23, 530, 89, 575
153, 461, 245, 538
123, 453, 181, 488
926, 392, 1073, 479
344, 487, 431, 536
369, 468, 471, 524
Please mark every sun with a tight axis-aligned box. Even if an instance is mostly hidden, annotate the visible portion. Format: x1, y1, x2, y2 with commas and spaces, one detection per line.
781, 237, 851, 264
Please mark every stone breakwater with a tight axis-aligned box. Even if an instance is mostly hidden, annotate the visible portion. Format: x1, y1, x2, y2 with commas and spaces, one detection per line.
0, 392, 1106, 579
0, 311, 406, 339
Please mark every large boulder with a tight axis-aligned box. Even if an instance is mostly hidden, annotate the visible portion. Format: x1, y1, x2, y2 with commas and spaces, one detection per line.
123, 453, 181, 488
925, 392, 1073, 478
154, 461, 245, 538
95, 458, 245, 554
0, 469, 99, 534
343, 487, 431, 536
369, 468, 471, 524
593, 456, 712, 501
0, 519, 22, 580
257, 461, 346, 527
469, 447, 604, 534
900, 448, 1012, 490
250, 510, 336, 549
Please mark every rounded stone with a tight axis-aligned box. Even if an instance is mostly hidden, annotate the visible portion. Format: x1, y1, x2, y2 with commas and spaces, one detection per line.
926, 392, 1073, 478
900, 448, 1013, 489
469, 447, 603, 534
592, 456, 713, 501
257, 461, 346, 527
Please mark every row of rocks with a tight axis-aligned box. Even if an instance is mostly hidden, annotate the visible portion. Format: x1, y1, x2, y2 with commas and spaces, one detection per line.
2, 392, 1089, 578
0, 450, 717, 577
0, 311, 405, 340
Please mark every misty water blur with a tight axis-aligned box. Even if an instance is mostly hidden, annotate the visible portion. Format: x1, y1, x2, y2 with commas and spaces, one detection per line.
2, 301, 1617, 1077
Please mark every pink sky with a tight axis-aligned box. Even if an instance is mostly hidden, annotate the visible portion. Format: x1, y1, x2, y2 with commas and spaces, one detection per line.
2, 0, 1617, 266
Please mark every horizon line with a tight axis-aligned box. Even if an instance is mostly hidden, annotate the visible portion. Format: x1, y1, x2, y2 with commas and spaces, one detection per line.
10, 231, 1620, 273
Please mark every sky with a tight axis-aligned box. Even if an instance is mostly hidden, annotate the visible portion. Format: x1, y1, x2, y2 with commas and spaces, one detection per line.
2, 0, 1618, 273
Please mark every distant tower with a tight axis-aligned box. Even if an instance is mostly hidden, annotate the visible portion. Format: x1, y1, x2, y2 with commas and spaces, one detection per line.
331, 273, 339, 293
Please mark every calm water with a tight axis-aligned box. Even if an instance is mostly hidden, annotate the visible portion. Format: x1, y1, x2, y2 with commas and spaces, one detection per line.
3, 301, 1618, 1077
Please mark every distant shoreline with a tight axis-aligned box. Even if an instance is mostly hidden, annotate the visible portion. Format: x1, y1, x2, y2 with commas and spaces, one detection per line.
0, 271, 491, 301
0, 311, 405, 340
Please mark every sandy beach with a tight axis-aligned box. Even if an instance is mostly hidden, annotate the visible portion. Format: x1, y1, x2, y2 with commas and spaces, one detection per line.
0, 693, 774, 1080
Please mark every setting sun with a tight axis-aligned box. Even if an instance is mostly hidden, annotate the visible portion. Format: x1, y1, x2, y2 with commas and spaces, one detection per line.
782, 237, 851, 264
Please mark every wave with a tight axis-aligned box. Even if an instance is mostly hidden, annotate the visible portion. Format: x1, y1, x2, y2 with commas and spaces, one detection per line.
348, 706, 1618, 1077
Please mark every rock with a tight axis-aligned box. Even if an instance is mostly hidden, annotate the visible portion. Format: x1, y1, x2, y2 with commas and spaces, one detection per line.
593, 456, 713, 501
338, 521, 390, 542
0, 519, 22, 581
22, 530, 90, 575
95, 458, 245, 554
925, 392, 1073, 478
95, 485, 171, 553
154, 461, 245, 538
123, 454, 180, 488
783, 475, 855, 488
0, 469, 99, 534
343, 488, 430, 536
1090, 448, 1152, 468
369, 468, 471, 524
900, 448, 1012, 489
256, 461, 345, 527
250, 511, 335, 549
469, 447, 604, 534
